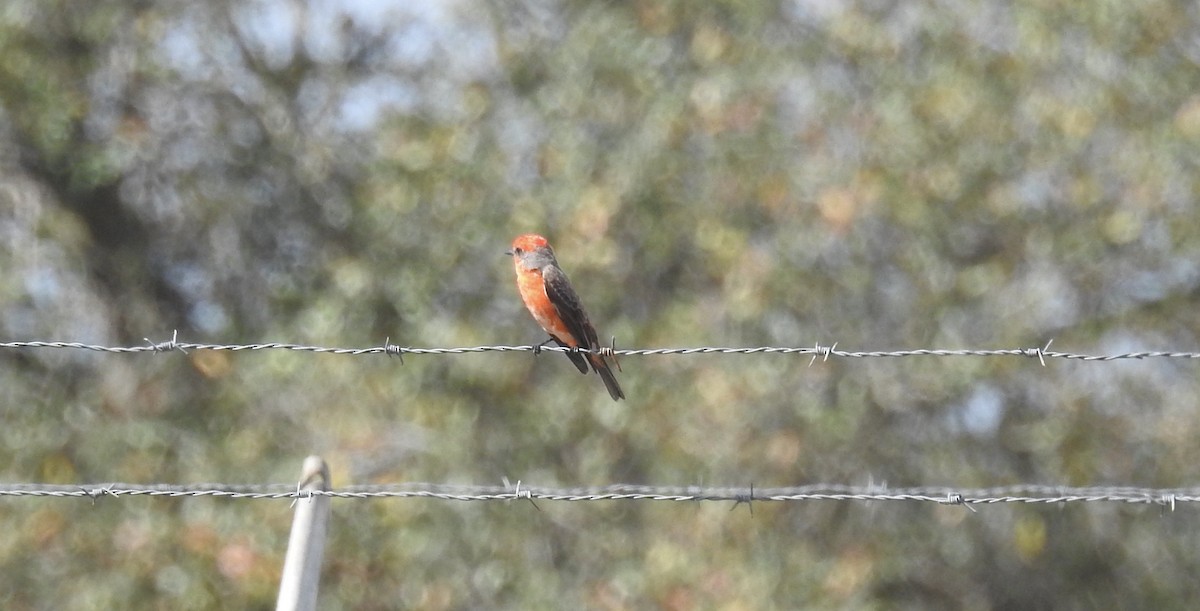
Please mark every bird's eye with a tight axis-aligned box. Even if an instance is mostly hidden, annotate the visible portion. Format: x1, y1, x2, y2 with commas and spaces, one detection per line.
513, 248, 523, 255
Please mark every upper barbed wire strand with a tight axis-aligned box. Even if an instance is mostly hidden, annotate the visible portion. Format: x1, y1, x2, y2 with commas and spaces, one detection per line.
1, 335, 1197, 362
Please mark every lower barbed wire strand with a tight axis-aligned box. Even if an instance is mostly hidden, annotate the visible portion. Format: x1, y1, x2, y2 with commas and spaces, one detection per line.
2, 483, 1197, 507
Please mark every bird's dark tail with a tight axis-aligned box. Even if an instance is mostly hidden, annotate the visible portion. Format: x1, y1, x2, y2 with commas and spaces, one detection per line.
552, 338, 589, 374
590, 355, 625, 401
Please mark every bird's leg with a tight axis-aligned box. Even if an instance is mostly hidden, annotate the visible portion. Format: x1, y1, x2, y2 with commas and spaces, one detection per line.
532, 337, 555, 356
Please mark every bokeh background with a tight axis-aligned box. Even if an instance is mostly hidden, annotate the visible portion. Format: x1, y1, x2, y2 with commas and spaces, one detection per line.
3, 0, 1200, 608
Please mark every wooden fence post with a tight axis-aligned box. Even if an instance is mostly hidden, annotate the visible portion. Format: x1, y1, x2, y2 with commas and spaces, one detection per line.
276, 456, 331, 611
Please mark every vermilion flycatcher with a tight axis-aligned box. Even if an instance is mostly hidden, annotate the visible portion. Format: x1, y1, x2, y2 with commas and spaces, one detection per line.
506, 234, 625, 401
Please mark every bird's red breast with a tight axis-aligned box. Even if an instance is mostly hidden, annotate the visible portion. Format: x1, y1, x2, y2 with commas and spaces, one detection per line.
514, 262, 577, 345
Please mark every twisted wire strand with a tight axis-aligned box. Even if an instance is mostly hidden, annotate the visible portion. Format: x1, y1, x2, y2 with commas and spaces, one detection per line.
2, 334, 1197, 363
1, 482, 1195, 509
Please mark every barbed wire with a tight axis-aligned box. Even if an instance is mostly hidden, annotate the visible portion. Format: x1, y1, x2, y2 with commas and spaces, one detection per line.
2, 333, 1199, 364
5, 336, 1197, 511
1, 482, 1197, 510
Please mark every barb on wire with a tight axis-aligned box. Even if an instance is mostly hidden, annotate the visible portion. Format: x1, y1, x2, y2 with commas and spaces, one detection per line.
2, 482, 1198, 509
731, 483, 755, 514
3, 334, 1200, 363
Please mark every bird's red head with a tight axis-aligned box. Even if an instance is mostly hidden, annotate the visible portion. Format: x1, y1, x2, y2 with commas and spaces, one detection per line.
507, 234, 557, 271
508, 233, 551, 257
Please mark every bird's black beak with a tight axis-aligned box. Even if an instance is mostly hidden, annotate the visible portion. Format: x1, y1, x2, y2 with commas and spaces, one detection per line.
503, 249, 513, 257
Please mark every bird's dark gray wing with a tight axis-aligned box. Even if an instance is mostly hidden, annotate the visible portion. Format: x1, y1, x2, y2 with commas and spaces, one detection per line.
543, 264, 601, 355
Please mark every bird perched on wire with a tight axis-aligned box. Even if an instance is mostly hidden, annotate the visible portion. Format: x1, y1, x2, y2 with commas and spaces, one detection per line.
506, 234, 625, 401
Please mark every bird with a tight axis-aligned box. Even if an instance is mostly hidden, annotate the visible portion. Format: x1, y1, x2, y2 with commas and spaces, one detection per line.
506, 233, 625, 401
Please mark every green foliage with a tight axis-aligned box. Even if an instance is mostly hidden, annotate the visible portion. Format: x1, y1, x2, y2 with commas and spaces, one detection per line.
2, 0, 1200, 607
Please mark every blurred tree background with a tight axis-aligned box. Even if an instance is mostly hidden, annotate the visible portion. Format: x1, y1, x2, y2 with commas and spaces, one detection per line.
2, 0, 1200, 608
